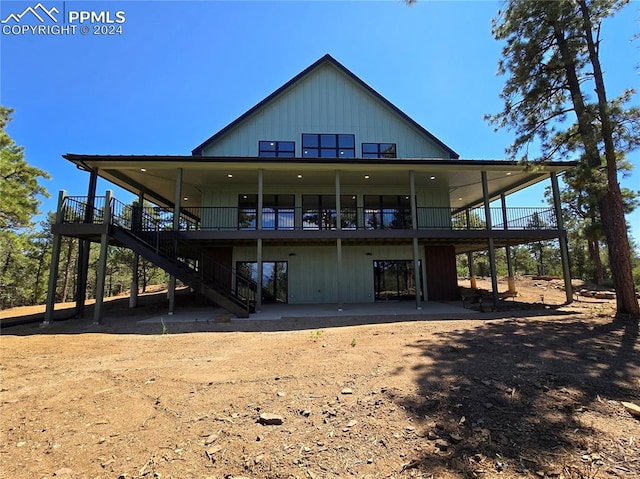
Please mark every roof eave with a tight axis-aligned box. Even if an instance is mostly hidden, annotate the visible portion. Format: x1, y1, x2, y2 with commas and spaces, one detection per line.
64, 153, 577, 170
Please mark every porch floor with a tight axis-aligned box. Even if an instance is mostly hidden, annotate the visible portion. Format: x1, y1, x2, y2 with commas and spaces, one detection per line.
137, 300, 475, 325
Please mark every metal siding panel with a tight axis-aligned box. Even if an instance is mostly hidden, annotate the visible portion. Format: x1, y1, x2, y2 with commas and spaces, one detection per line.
231, 243, 425, 304
203, 64, 453, 158
264, 246, 334, 304
425, 246, 459, 300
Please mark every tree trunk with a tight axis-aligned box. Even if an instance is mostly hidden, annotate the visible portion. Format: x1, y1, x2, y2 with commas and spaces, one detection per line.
599, 192, 639, 314
2, 250, 11, 276
554, 14, 639, 317
32, 251, 46, 304
142, 260, 148, 293
537, 242, 545, 276
578, 0, 640, 316
587, 239, 605, 285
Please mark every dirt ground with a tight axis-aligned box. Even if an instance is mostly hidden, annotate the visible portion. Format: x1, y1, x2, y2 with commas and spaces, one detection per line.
1, 277, 639, 479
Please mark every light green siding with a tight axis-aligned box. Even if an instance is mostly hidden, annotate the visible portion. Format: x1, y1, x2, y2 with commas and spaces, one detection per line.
201, 189, 240, 229
234, 244, 421, 304
416, 188, 452, 227
201, 63, 452, 159
203, 186, 448, 206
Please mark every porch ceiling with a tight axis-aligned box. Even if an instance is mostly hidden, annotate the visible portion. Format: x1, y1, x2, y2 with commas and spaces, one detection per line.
64, 155, 575, 210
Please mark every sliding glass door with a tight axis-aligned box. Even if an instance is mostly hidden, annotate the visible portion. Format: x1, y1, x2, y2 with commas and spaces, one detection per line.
373, 260, 423, 301
236, 261, 288, 303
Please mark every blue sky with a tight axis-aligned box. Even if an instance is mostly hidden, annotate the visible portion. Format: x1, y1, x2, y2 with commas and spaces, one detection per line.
1, 0, 638, 242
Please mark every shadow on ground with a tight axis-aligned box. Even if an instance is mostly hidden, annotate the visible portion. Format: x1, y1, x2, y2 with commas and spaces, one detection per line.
390, 316, 640, 477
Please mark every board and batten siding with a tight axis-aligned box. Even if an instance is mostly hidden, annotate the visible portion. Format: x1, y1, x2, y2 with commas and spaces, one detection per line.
233, 244, 422, 304
201, 63, 452, 159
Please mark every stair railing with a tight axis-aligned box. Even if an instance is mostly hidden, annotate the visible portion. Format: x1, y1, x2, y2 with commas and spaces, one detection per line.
109, 198, 256, 313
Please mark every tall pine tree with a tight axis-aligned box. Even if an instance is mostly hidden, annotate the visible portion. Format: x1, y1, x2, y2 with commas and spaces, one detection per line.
487, 0, 640, 317
0, 107, 50, 231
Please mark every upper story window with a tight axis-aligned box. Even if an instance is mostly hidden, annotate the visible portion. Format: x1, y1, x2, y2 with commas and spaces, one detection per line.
362, 143, 397, 159
302, 134, 355, 158
259, 141, 295, 157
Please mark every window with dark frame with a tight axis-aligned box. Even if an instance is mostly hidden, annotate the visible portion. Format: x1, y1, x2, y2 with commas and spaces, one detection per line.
302, 195, 357, 230
302, 134, 355, 158
236, 261, 288, 304
258, 141, 295, 157
362, 143, 397, 159
364, 195, 412, 229
237, 194, 295, 230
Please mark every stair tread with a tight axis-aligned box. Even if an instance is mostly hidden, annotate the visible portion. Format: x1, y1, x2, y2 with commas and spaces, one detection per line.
112, 225, 252, 317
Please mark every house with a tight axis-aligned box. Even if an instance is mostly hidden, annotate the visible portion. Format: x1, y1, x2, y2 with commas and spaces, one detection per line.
44, 54, 574, 324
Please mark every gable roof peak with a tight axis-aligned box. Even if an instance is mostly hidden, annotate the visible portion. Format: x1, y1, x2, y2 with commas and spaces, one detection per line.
192, 54, 459, 159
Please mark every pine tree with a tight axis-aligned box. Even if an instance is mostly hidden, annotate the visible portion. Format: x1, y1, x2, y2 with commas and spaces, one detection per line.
487, 0, 640, 316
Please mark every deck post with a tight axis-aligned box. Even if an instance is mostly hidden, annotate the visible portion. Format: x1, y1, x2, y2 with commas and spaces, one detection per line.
550, 172, 573, 302
256, 169, 264, 311
256, 239, 263, 311
168, 168, 183, 315
335, 171, 343, 310
409, 170, 422, 308
482, 172, 499, 309
130, 191, 144, 308
43, 190, 67, 325
501, 193, 516, 293
257, 169, 263, 231
93, 190, 112, 324
76, 167, 98, 318
336, 238, 343, 310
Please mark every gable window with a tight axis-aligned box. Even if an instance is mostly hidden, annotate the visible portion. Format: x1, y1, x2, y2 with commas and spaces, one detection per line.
362, 143, 397, 159
259, 141, 295, 157
302, 134, 355, 158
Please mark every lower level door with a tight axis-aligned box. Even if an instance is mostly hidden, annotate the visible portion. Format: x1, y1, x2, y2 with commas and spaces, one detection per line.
236, 261, 288, 304
373, 260, 423, 301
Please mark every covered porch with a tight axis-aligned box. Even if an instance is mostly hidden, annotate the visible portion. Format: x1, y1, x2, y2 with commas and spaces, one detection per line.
44, 155, 576, 324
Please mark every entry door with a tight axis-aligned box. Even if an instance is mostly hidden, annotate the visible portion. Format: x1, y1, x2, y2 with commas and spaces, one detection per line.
373, 260, 423, 301
424, 246, 458, 300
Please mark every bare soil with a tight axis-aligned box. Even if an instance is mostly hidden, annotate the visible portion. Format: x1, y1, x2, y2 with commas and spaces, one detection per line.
1, 277, 638, 479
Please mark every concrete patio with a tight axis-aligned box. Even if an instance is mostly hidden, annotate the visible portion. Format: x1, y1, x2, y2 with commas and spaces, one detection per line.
137, 300, 476, 325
